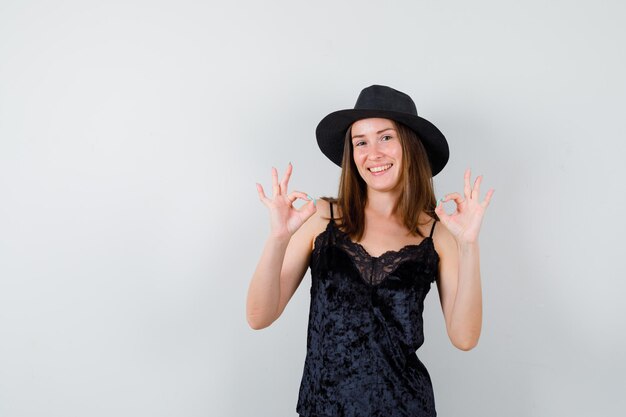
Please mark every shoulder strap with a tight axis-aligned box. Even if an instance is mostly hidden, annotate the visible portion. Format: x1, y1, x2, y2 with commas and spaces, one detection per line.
429, 219, 437, 238
329, 201, 334, 220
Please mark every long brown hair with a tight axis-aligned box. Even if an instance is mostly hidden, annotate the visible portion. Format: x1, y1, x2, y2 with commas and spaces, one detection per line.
321, 119, 439, 241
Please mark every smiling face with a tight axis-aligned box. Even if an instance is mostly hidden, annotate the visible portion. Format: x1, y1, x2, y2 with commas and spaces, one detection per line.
350, 118, 403, 193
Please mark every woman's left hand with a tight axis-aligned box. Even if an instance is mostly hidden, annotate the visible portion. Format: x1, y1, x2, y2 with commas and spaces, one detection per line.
435, 168, 495, 245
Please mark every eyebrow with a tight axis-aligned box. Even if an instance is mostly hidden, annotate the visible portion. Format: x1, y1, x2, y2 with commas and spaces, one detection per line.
351, 128, 396, 140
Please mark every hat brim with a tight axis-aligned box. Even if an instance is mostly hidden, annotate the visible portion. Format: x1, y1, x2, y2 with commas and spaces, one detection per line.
316, 109, 449, 177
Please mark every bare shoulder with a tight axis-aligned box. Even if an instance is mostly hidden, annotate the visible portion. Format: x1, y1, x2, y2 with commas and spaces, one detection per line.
305, 197, 335, 251
315, 197, 336, 221
431, 218, 456, 259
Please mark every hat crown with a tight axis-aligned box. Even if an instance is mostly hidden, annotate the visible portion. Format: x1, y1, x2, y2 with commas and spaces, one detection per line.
354, 85, 418, 116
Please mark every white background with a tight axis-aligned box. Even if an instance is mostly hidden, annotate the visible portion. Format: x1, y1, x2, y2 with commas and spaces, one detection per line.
1, 1, 625, 416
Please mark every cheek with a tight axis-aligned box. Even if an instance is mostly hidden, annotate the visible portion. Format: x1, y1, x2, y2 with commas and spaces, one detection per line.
393, 146, 403, 159
353, 151, 365, 164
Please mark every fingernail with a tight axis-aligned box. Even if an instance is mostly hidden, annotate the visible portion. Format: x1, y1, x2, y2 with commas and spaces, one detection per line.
306, 194, 312, 200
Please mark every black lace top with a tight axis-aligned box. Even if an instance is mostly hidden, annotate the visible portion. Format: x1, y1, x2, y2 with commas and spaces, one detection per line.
296, 202, 440, 417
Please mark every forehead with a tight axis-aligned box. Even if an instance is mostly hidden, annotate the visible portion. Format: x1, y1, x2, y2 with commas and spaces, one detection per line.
351, 118, 396, 137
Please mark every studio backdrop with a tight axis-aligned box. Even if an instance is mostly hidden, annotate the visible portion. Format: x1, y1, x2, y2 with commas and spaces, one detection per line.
0, 1, 624, 416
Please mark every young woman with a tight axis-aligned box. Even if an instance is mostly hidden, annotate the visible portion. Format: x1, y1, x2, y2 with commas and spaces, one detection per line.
247, 85, 494, 417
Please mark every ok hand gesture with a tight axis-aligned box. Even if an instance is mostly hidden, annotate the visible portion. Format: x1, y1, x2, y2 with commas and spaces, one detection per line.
434, 168, 495, 245
256, 162, 317, 240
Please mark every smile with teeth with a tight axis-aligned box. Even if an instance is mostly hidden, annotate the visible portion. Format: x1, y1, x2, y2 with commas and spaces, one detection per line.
368, 163, 393, 173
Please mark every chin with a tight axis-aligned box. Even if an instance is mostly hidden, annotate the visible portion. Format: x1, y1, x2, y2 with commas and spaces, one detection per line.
368, 182, 401, 192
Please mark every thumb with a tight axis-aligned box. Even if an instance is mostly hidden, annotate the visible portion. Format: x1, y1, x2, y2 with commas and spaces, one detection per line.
434, 199, 449, 223
298, 198, 317, 221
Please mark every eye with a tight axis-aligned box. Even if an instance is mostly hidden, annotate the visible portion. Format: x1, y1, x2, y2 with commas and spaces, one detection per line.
381, 135, 392, 141
353, 140, 366, 147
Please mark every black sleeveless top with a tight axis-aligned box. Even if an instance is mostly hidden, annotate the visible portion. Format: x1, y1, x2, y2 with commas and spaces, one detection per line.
297, 201, 439, 417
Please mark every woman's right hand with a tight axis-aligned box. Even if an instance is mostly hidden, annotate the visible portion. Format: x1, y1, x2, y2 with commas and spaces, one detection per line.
256, 162, 317, 240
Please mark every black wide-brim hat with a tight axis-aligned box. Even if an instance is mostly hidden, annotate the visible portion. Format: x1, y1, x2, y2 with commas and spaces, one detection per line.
316, 85, 449, 177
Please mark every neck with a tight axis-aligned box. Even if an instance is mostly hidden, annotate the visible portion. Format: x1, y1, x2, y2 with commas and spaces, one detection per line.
365, 188, 402, 220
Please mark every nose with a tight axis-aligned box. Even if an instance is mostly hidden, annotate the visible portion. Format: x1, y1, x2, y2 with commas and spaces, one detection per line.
367, 142, 385, 160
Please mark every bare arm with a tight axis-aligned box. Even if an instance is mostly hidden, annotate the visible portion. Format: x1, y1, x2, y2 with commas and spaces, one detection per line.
434, 229, 483, 350
246, 212, 321, 329
246, 235, 291, 329
434, 168, 494, 350
245, 163, 319, 330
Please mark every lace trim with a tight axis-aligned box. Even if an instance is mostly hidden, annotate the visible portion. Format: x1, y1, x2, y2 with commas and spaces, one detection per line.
329, 221, 436, 286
